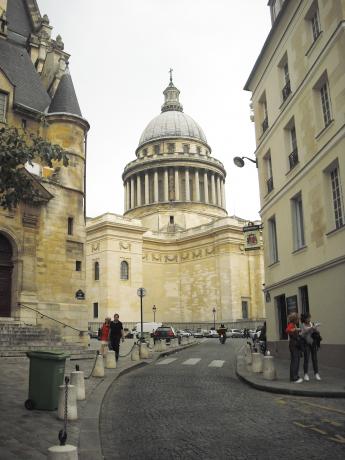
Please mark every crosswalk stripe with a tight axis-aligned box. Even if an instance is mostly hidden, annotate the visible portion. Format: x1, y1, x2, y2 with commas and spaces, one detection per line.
182, 358, 201, 365
208, 360, 225, 368
156, 358, 177, 365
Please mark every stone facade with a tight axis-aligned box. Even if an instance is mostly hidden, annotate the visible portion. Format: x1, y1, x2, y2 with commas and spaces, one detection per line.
86, 79, 265, 325
245, 0, 345, 367
0, 0, 89, 342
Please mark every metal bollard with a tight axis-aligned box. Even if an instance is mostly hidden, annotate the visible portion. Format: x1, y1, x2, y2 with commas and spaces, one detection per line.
92, 353, 105, 377
251, 352, 263, 373
139, 343, 150, 359
70, 369, 85, 401
131, 343, 140, 361
263, 355, 277, 380
57, 380, 77, 421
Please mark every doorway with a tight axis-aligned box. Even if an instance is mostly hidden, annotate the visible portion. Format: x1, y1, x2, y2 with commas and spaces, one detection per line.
0, 234, 13, 317
276, 294, 287, 340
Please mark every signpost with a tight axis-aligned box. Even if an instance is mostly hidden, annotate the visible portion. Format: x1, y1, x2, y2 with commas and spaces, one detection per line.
137, 287, 146, 342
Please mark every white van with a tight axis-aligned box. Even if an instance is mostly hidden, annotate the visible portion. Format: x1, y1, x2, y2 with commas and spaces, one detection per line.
135, 322, 162, 333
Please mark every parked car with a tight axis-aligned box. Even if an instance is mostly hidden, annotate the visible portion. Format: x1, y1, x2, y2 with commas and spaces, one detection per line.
207, 330, 219, 338
176, 329, 191, 337
193, 330, 204, 338
154, 326, 178, 343
227, 328, 243, 338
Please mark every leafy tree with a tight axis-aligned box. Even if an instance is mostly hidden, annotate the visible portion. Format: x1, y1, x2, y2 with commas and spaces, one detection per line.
0, 126, 69, 210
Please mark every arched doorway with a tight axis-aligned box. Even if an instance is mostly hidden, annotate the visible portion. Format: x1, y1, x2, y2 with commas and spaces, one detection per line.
0, 233, 13, 317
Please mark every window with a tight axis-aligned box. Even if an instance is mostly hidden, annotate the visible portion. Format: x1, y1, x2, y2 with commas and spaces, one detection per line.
93, 302, 99, 319
196, 146, 201, 155
168, 143, 175, 153
259, 92, 268, 134
268, 216, 278, 264
120, 260, 129, 280
320, 82, 332, 127
280, 58, 291, 102
288, 125, 299, 169
143, 148, 148, 156
299, 286, 309, 315
22, 119, 27, 129
330, 165, 344, 229
183, 144, 190, 154
76, 261, 82, 271
291, 192, 305, 250
67, 217, 73, 235
169, 215, 174, 224
264, 152, 274, 194
0, 92, 7, 122
306, 2, 321, 43
94, 261, 99, 280
242, 301, 248, 319
154, 144, 160, 155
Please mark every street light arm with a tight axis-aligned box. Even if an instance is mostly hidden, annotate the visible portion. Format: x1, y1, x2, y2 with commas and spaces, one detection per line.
242, 156, 257, 165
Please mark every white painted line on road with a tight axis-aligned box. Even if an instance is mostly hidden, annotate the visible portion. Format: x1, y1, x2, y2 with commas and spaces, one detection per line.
208, 360, 225, 368
182, 358, 201, 365
156, 358, 177, 365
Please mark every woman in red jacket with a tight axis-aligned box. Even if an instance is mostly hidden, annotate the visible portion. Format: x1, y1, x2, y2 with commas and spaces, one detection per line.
286, 312, 303, 383
99, 317, 111, 356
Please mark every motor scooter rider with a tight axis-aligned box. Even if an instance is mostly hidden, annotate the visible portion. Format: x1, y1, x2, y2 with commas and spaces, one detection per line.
217, 323, 227, 343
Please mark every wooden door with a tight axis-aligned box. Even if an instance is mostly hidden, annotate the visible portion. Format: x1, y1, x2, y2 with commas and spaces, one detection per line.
0, 234, 13, 317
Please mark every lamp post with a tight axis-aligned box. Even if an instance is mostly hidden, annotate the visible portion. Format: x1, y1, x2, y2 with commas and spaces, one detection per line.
233, 156, 257, 168
137, 287, 146, 342
212, 307, 216, 330
152, 304, 157, 322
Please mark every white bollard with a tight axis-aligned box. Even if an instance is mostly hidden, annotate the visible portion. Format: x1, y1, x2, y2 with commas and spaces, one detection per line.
263, 355, 277, 380
245, 345, 253, 365
161, 340, 167, 351
57, 384, 77, 421
149, 337, 154, 349
70, 371, 85, 401
251, 352, 263, 373
47, 444, 78, 460
92, 354, 105, 377
105, 350, 117, 369
154, 340, 162, 352
131, 343, 140, 361
139, 343, 150, 359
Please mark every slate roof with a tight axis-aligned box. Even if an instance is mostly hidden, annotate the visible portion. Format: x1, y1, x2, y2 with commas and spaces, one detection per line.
6, 0, 34, 44
0, 39, 51, 112
48, 73, 82, 117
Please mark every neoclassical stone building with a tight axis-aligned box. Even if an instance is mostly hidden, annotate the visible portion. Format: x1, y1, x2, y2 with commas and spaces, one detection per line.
86, 77, 265, 325
0, 0, 89, 340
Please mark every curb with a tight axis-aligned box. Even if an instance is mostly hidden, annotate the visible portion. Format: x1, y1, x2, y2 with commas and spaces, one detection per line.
78, 341, 200, 460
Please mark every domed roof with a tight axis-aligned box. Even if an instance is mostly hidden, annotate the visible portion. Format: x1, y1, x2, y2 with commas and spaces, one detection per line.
138, 74, 208, 148
138, 110, 207, 147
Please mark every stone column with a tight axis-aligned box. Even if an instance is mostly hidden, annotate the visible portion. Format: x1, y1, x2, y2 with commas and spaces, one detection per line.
221, 179, 226, 209
145, 172, 149, 204
204, 171, 209, 203
136, 175, 141, 207
164, 168, 169, 201
124, 181, 127, 211
154, 170, 159, 203
185, 168, 190, 201
216, 175, 221, 206
175, 168, 180, 201
211, 173, 216, 205
130, 177, 135, 209
195, 169, 200, 202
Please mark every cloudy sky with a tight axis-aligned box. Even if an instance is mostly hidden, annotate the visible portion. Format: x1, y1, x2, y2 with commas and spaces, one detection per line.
38, 0, 272, 220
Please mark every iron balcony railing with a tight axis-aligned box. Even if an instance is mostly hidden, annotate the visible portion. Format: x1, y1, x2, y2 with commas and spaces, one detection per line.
288, 148, 299, 170
262, 116, 268, 134
266, 176, 274, 193
282, 80, 291, 101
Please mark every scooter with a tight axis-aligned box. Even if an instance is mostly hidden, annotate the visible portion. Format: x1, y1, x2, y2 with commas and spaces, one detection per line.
219, 333, 226, 344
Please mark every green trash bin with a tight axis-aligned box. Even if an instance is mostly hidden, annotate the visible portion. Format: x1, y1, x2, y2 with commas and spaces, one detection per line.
25, 350, 70, 411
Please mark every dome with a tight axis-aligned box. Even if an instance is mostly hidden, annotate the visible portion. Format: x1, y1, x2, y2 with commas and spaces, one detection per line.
138, 111, 207, 147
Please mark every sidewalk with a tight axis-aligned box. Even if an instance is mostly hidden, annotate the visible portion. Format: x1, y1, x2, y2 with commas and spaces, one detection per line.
236, 350, 345, 398
0, 339, 198, 460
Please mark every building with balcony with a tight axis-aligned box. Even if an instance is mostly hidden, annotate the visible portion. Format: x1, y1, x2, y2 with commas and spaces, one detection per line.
245, 0, 345, 367
86, 78, 265, 326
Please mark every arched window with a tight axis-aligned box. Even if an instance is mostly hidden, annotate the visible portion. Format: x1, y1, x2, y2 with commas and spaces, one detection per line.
94, 261, 99, 280
120, 260, 129, 280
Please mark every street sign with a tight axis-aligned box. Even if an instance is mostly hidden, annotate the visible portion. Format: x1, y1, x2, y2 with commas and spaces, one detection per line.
137, 287, 146, 297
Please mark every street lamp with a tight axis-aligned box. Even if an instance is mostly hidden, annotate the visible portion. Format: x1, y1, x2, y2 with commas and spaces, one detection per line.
233, 156, 258, 168
212, 307, 216, 330
152, 304, 157, 322
137, 287, 146, 342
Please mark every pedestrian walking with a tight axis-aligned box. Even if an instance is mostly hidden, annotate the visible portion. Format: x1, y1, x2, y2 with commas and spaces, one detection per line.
286, 312, 303, 383
300, 313, 322, 381
108, 313, 125, 361
99, 317, 111, 356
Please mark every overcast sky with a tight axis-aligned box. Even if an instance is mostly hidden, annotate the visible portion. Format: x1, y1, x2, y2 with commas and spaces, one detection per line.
38, 0, 271, 220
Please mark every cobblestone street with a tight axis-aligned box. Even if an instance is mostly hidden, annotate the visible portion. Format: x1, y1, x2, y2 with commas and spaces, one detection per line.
101, 339, 345, 460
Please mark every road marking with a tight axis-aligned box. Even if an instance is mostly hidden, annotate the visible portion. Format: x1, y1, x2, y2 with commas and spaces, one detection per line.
156, 358, 177, 365
328, 434, 345, 444
310, 427, 328, 435
182, 358, 201, 365
292, 400, 345, 416
208, 360, 225, 368
321, 419, 343, 427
